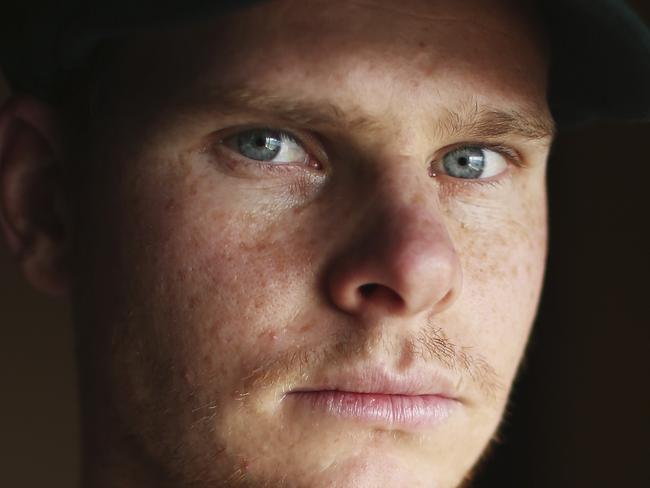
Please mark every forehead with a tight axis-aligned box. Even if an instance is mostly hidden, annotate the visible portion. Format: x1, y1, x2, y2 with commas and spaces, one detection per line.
104, 0, 549, 130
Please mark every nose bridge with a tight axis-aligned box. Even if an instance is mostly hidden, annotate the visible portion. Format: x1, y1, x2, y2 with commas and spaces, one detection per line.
326, 176, 462, 319
372, 188, 443, 250
367, 163, 455, 259
370, 192, 459, 297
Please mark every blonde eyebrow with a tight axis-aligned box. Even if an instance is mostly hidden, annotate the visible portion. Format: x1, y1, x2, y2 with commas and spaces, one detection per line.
202, 87, 382, 133
192, 87, 555, 141
434, 100, 556, 141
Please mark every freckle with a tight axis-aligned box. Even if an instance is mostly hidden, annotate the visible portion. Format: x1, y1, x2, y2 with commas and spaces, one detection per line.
299, 323, 313, 333
411, 192, 425, 205
164, 197, 176, 211
211, 210, 226, 221
273, 260, 288, 274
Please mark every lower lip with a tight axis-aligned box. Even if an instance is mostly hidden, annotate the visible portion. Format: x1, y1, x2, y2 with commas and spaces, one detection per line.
287, 390, 458, 428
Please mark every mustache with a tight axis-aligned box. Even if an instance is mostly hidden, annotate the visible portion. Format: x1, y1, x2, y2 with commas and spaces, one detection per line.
237, 322, 504, 401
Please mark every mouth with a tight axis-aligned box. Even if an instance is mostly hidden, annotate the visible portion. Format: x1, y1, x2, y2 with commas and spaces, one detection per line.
284, 367, 462, 428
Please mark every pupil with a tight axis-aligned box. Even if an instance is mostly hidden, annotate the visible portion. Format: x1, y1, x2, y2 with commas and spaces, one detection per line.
458, 156, 469, 166
255, 137, 266, 147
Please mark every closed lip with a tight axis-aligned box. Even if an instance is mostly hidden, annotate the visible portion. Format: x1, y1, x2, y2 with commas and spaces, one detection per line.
285, 366, 462, 428
288, 366, 460, 398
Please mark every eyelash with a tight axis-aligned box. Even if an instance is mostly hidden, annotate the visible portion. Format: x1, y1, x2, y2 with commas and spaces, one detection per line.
212, 127, 525, 187
434, 142, 523, 166
212, 128, 324, 176
429, 142, 526, 189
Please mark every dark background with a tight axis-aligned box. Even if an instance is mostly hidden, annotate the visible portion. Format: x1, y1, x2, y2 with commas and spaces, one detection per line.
476, 120, 650, 487
1, 3, 648, 486
477, 3, 650, 485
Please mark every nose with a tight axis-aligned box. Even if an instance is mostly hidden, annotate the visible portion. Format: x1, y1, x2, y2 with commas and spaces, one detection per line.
325, 199, 462, 318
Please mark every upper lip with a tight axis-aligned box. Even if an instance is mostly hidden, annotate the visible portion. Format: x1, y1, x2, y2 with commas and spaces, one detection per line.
288, 365, 460, 399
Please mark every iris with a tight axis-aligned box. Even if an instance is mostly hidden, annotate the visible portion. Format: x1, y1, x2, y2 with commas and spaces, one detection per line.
443, 147, 486, 179
237, 129, 284, 161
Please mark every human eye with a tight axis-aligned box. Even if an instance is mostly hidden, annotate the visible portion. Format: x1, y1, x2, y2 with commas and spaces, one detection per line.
432, 145, 512, 180
222, 128, 311, 166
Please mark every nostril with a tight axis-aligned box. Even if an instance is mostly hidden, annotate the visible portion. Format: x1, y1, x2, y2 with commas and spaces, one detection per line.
357, 283, 405, 312
359, 283, 379, 298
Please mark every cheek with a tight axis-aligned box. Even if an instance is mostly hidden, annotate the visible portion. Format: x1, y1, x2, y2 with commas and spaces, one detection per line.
81, 151, 330, 473
112, 157, 323, 383
446, 173, 548, 386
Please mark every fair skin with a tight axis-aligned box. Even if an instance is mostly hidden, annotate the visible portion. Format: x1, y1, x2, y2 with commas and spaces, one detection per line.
0, 0, 554, 486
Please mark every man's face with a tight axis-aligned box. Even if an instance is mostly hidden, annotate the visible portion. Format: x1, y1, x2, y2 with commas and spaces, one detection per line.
72, 0, 553, 486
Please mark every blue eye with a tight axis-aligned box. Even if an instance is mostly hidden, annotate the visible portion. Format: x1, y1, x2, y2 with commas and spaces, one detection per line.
238, 129, 282, 161
441, 146, 508, 179
228, 129, 309, 164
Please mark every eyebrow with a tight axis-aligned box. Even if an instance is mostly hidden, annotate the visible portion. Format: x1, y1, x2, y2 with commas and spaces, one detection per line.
201, 87, 383, 133
192, 87, 556, 141
434, 100, 556, 141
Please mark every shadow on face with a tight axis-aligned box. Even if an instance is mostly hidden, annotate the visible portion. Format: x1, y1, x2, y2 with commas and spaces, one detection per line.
0, 1, 554, 487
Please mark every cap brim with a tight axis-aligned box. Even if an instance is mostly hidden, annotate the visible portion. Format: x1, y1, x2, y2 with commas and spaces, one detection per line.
542, 0, 650, 127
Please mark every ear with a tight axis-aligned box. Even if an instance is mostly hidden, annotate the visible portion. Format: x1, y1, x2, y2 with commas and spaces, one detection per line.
0, 95, 71, 296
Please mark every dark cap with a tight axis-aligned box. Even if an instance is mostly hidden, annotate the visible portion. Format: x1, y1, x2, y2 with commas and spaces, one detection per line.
1, 0, 649, 128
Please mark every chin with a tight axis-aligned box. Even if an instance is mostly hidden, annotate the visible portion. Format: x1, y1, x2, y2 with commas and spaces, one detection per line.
293, 453, 455, 488
234, 441, 465, 488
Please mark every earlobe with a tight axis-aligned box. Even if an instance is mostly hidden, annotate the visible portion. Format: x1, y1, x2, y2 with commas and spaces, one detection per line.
0, 96, 71, 296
